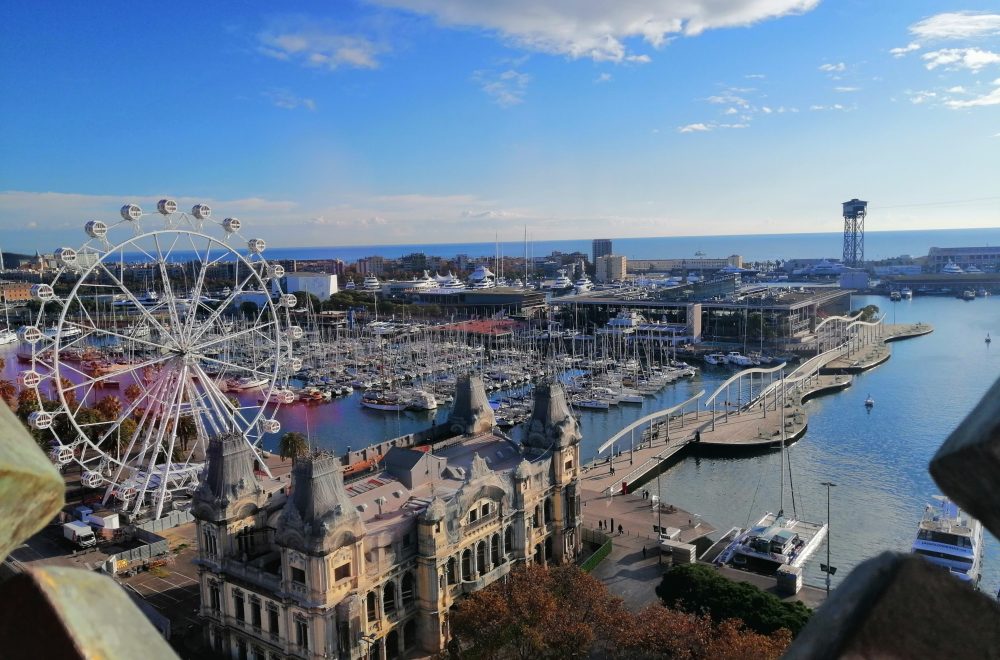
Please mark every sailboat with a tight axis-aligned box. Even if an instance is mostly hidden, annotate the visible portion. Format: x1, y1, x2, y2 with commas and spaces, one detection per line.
716, 417, 828, 573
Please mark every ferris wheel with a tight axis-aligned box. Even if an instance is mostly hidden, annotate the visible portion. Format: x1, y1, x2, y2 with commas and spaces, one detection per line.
19, 200, 302, 519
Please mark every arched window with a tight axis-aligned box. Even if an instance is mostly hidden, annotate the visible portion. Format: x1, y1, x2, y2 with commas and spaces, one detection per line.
386, 629, 400, 660
504, 525, 514, 557
461, 549, 472, 581
491, 534, 501, 567
533, 505, 541, 528
366, 591, 378, 622
401, 572, 415, 608
403, 619, 417, 649
544, 497, 553, 525
383, 581, 397, 617
544, 536, 553, 565
476, 540, 487, 575
447, 556, 457, 585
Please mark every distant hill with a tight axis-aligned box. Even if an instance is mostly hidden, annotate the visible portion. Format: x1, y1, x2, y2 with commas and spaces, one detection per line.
1, 251, 34, 270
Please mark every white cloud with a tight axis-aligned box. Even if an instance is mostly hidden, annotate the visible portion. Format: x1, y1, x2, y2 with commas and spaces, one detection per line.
890, 42, 921, 57
707, 92, 749, 107
923, 48, 1000, 71
745, 73, 766, 79
819, 62, 846, 72
761, 106, 773, 113
908, 90, 937, 105
910, 11, 1000, 40
258, 21, 382, 70
946, 86, 967, 93
946, 81, 1000, 108
594, 72, 613, 83
678, 122, 711, 133
473, 69, 531, 106
262, 89, 317, 111
370, 0, 820, 62
809, 103, 850, 111
723, 107, 739, 115
834, 86, 860, 92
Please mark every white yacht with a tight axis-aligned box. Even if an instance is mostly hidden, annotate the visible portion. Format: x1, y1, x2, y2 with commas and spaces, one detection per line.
901, 287, 913, 299
363, 275, 381, 291
598, 310, 645, 336
440, 272, 466, 290
547, 269, 573, 292
344, 279, 357, 290
912, 496, 983, 587
966, 265, 984, 274
403, 389, 438, 411
718, 513, 828, 572
724, 351, 754, 367
360, 389, 407, 411
413, 270, 439, 290
941, 260, 964, 274
574, 274, 594, 294
704, 352, 727, 366
468, 265, 496, 289
0, 328, 17, 345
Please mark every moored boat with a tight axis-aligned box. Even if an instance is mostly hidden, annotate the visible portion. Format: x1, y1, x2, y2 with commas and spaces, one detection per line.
911, 496, 983, 587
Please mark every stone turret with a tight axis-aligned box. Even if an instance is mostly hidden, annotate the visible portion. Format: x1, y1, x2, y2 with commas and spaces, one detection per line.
523, 381, 582, 452
192, 431, 265, 522
276, 453, 365, 554
447, 374, 495, 435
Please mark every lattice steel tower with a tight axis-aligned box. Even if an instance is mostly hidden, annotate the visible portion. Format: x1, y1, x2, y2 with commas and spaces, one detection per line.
842, 198, 867, 267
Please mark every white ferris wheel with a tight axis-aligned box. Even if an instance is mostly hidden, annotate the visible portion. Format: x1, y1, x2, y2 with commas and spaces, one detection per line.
19, 200, 302, 519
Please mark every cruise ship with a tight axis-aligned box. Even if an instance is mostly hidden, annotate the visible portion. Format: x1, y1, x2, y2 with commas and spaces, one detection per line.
912, 496, 983, 586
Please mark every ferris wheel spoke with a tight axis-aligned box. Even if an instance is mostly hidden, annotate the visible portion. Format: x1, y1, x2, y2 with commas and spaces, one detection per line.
187, 269, 264, 346
95, 260, 175, 341
197, 353, 274, 381
152, 233, 186, 336
194, 320, 277, 353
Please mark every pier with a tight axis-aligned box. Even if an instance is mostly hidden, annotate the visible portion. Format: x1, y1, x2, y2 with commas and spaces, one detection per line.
585, 319, 931, 495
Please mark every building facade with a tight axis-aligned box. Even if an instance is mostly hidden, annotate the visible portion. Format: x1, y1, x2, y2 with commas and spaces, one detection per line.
628, 255, 742, 273
591, 239, 612, 266
279, 272, 339, 301
927, 246, 1000, 272
193, 376, 583, 659
595, 255, 627, 283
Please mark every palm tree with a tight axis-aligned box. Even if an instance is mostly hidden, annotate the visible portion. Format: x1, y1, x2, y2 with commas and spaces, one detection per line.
59, 377, 77, 408
124, 383, 142, 403
96, 395, 122, 421
278, 431, 309, 464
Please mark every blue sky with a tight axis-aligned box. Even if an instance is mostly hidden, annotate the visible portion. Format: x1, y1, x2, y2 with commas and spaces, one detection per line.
1, 1, 998, 253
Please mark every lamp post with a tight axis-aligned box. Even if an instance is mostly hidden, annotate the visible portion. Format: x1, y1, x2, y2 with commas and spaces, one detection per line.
820, 481, 837, 595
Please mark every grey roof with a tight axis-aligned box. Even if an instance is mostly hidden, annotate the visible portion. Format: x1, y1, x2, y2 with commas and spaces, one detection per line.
277, 453, 366, 554
447, 374, 495, 434
192, 431, 263, 521
523, 381, 582, 451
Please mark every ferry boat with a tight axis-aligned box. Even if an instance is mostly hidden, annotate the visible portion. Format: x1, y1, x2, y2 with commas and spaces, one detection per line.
912, 496, 983, 586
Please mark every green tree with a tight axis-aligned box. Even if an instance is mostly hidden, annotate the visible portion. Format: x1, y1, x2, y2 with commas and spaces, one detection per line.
851, 304, 880, 323
278, 431, 309, 464
656, 563, 811, 636
0, 379, 16, 408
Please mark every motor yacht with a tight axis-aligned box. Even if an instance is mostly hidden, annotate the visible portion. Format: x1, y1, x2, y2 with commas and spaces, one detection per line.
574, 274, 594, 294
363, 275, 381, 291
468, 265, 496, 289
547, 269, 573, 293
912, 496, 983, 587
941, 260, 964, 274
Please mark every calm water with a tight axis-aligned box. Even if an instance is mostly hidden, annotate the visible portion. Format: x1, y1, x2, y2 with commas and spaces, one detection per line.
2, 293, 997, 593
126, 227, 1000, 265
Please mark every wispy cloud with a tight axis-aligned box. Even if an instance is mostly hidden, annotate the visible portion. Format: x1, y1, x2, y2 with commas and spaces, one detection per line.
819, 62, 846, 72
809, 103, 851, 111
258, 20, 383, 70
946, 79, 1000, 108
922, 48, 1000, 71
262, 89, 317, 111
473, 69, 531, 106
910, 11, 1000, 41
890, 42, 921, 58
368, 0, 820, 63
834, 86, 860, 93
907, 90, 937, 105
678, 122, 711, 133
594, 72, 613, 84
745, 73, 766, 79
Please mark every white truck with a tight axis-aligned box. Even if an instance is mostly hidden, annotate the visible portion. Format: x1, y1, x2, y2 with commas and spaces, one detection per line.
63, 521, 97, 549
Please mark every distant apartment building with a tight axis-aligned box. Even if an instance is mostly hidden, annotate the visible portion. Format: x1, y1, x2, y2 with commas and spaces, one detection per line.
358, 256, 385, 276
0, 281, 32, 303
591, 239, 612, 265
595, 255, 627, 283
277, 272, 339, 301
400, 252, 427, 272
629, 255, 742, 273
927, 246, 1000, 272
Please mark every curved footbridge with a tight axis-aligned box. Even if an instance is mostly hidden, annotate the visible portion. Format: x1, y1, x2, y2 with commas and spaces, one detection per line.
581, 320, 932, 497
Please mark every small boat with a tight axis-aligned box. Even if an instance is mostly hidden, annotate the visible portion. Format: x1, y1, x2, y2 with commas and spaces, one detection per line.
960, 290, 976, 301
864, 394, 874, 409
360, 390, 406, 411
889, 290, 902, 301
704, 352, 727, 366
901, 287, 913, 299
229, 376, 269, 390
0, 328, 17, 345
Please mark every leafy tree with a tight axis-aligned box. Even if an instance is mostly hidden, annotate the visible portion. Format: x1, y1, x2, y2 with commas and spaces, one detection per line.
278, 431, 309, 464
0, 379, 16, 408
851, 304, 880, 323
448, 563, 792, 660
95, 395, 123, 421
656, 563, 811, 636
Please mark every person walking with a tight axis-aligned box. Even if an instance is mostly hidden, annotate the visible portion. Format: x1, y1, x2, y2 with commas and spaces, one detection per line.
642, 546, 646, 558
618, 524, 623, 535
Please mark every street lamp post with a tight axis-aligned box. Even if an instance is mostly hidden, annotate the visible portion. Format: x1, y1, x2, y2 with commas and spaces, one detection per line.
820, 481, 837, 595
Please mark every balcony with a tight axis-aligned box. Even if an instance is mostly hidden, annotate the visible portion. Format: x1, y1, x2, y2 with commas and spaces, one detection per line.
461, 561, 511, 594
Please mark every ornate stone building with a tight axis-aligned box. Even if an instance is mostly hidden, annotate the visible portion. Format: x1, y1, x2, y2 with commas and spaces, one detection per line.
192, 375, 583, 659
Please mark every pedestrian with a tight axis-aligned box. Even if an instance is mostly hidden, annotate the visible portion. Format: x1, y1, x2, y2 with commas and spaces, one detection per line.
642, 546, 646, 558
618, 524, 623, 535
610, 518, 614, 531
